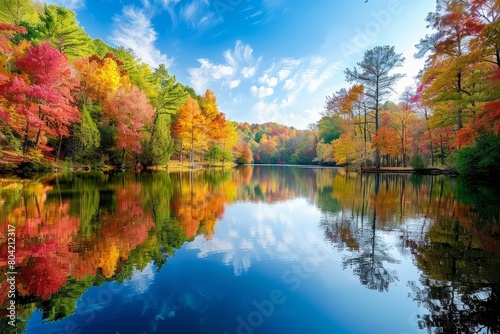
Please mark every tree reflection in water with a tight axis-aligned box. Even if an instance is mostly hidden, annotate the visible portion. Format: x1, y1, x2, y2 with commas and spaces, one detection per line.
318, 172, 500, 331
0, 167, 499, 333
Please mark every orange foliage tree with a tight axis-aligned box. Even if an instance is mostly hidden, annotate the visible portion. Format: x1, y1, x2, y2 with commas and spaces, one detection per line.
171, 97, 206, 167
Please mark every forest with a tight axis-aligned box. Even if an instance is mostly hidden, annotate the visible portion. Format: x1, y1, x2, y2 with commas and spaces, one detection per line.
0, 0, 499, 178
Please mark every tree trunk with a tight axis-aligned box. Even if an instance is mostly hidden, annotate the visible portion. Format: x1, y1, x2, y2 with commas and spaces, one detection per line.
23, 123, 29, 154
180, 140, 183, 166
56, 133, 63, 163
34, 112, 45, 149
364, 106, 367, 161
424, 108, 434, 166
440, 135, 445, 166
402, 128, 407, 167
456, 72, 463, 130
190, 128, 194, 168
375, 85, 380, 169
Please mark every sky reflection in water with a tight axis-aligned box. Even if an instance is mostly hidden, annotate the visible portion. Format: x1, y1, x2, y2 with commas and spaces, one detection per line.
0, 166, 498, 334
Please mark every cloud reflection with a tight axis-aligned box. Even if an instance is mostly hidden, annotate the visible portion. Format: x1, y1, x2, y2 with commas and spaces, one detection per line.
186, 199, 325, 275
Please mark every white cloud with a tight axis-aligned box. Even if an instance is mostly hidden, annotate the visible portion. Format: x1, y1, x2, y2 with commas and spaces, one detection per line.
262, 58, 301, 86
241, 66, 257, 78
253, 101, 280, 123
229, 79, 241, 89
251, 85, 274, 99
282, 59, 301, 74
279, 95, 296, 108
180, 1, 199, 22
224, 40, 262, 79
246, 9, 264, 20
111, 6, 173, 69
44, 0, 85, 9
188, 40, 261, 92
251, 100, 322, 129
245, 55, 342, 128
307, 62, 340, 93
224, 40, 258, 68
303, 107, 324, 125
251, 99, 305, 127
262, 0, 285, 11
189, 58, 234, 92
278, 69, 291, 81
258, 74, 278, 88
275, 57, 340, 112
154, 0, 182, 28
179, 0, 220, 30
283, 78, 296, 90
310, 56, 326, 66
157, 0, 181, 6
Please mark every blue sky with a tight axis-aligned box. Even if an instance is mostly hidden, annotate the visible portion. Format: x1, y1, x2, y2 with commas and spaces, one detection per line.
46, 0, 436, 129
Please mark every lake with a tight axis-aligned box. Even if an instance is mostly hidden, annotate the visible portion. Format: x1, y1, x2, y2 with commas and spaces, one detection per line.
1, 166, 499, 334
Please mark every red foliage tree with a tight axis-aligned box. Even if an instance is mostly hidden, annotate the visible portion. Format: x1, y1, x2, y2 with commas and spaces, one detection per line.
15, 42, 80, 158
103, 86, 154, 161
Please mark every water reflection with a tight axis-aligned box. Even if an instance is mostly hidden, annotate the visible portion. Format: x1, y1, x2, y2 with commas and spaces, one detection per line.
0, 167, 499, 333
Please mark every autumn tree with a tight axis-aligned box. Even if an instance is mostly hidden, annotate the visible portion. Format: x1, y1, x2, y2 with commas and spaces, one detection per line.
455, 1, 500, 145
325, 85, 366, 137
207, 117, 238, 165
220, 120, 238, 163
374, 98, 418, 167
0, 22, 29, 130
172, 97, 205, 167
332, 134, 358, 166
324, 84, 371, 167
73, 53, 126, 105
468, 0, 500, 68
142, 65, 188, 166
73, 52, 155, 164
410, 85, 438, 164
199, 89, 226, 161
104, 86, 154, 163
15, 41, 80, 160
345, 46, 405, 168
73, 105, 100, 161
111, 46, 158, 101
235, 145, 253, 164
414, 0, 500, 176
36, 5, 94, 59
0, 0, 39, 24
93, 38, 112, 58
415, 0, 485, 132
371, 127, 401, 166
317, 114, 342, 145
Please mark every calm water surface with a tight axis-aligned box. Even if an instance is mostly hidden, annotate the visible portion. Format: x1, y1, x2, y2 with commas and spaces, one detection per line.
1, 166, 499, 334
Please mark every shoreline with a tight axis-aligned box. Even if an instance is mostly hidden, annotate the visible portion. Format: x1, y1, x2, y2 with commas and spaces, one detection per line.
360, 167, 458, 176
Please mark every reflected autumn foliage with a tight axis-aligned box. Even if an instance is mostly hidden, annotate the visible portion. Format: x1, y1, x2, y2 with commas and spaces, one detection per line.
70, 184, 155, 279
0, 182, 80, 302
405, 182, 500, 333
235, 166, 320, 203
0, 167, 499, 333
315, 170, 500, 331
171, 171, 234, 240
0, 172, 180, 329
